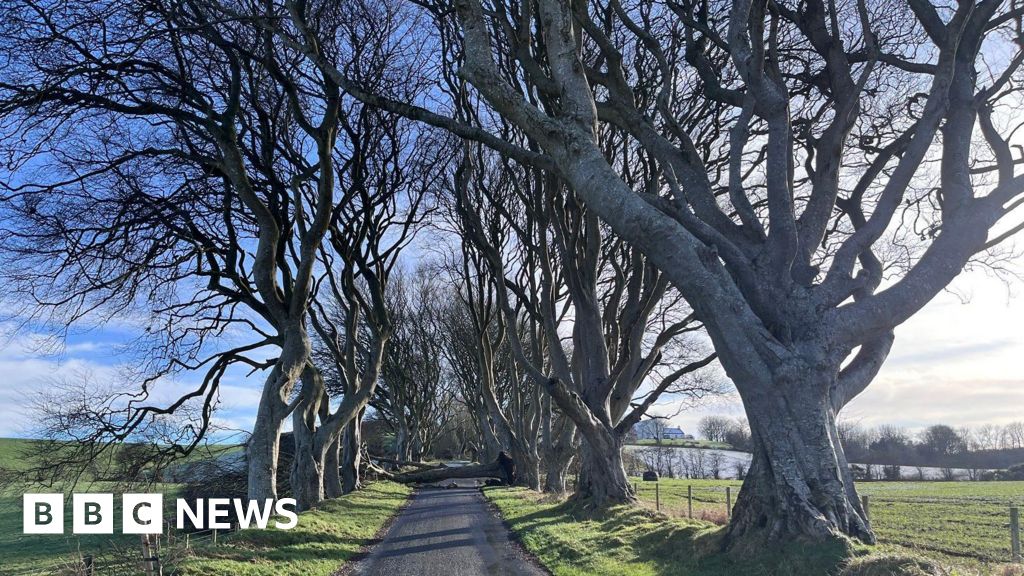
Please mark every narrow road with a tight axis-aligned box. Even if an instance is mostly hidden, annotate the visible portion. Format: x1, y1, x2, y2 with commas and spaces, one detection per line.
346, 480, 547, 576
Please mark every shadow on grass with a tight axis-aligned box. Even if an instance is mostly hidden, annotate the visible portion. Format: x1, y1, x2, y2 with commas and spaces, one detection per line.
486, 487, 883, 576
179, 481, 412, 576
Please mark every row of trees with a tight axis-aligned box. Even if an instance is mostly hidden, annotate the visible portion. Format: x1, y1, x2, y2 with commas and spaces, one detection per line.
0, 0, 722, 511
840, 421, 1024, 470
2, 0, 1023, 548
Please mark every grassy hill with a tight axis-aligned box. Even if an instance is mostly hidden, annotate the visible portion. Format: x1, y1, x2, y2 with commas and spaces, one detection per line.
626, 439, 735, 450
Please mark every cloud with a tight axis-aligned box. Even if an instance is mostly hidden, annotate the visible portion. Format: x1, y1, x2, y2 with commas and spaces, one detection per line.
660, 268, 1024, 435
0, 324, 266, 439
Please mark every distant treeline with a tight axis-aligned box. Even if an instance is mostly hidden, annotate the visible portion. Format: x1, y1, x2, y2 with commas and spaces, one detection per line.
694, 416, 1024, 476
838, 421, 1024, 477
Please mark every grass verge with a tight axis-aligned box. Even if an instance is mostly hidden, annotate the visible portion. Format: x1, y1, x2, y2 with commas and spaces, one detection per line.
179, 481, 412, 576
484, 487, 1023, 576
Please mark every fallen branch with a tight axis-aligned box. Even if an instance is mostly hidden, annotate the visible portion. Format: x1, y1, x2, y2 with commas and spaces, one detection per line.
388, 453, 516, 484
370, 456, 440, 471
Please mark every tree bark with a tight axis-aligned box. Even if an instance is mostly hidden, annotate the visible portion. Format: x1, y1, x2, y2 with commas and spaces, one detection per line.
291, 367, 325, 510
395, 421, 411, 464
574, 431, 634, 506
247, 365, 291, 501
728, 373, 873, 545
324, 434, 343, 498
290, 410, 324, 510
543, 434, 576, 494
544, 458, 571, 493
341, 410, 364, 494
509, 443, 541, 490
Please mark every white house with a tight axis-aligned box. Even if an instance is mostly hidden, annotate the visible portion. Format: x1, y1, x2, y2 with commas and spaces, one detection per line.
634, 420, 693, 441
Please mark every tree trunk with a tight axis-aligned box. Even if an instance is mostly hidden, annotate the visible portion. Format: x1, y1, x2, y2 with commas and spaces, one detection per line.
291, 368, 325, 511
290, 412, 324, 510
393, 458, 505, 483
574, 430, 634, 506
544, 458, 571, 493
341, 411, 363, 494
324, 434, 343, 498
728, 376, 873, 545
543, 415, 577, 494
395, 422, 411, 464
474, 404, 502, 463
509, 443, 541, 490
247, 367, 289, 501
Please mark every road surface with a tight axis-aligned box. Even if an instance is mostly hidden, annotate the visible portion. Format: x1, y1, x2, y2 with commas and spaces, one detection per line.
346, 480, 547, 576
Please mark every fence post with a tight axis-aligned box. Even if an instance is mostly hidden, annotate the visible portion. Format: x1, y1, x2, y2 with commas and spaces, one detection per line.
862, 495, 870, 522
726, 487, 732, 520
213, 528, 218, 546
141, 534, 155, 576
687, 485, 693, 519
153, 534, 163, 576
83, 555, 94, 576
1011, 506, 1021, 564
655, 482, 660, 512
633, 482, 638, 495
185, 533, 191, 551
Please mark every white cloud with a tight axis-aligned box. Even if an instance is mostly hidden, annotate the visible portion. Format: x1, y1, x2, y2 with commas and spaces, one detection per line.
664, 267, 1024, 435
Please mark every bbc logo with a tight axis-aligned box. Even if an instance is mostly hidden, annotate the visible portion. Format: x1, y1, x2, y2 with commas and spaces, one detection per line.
24, 494, 164, 535
24, 494, 298, 534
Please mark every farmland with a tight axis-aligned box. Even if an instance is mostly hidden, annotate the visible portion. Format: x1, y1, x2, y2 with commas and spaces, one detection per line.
627, 439, 733, 450
0, 438, 242, 576
630, 477, 1024, 570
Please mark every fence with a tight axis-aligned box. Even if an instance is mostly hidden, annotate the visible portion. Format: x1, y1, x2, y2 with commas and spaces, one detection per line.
630, 479, 1023, 565
4, 520, 242, 576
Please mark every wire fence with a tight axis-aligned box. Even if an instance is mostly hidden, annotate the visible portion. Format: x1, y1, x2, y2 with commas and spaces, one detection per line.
628, 479, 1023, 565
3, 521, 241, 576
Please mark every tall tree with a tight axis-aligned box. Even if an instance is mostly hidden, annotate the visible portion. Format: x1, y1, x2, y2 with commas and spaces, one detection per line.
282, 0, 1024, 543
0, 0, 342, 501
453, 140, 719, 503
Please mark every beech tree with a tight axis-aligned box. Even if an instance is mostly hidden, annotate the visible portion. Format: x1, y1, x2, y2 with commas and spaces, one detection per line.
453, 138, 719, 502
430, 0, 1024, 544
376, 267, 459, 463
0, 0, 345, 501
248, 0, 1024, 543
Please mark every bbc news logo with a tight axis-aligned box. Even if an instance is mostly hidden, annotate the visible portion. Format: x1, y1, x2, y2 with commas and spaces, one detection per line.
23, 494, 299, 534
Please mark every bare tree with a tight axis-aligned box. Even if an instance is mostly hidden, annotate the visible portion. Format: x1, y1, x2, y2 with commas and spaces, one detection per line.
351, 0, 1024, 543
0, 0, 347, 501
452, 136, 719, 503
699, 416, 733, 444
377, 267, 458, 463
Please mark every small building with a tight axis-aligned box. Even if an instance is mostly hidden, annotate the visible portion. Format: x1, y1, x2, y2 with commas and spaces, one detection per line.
634, 421, 694, 441
662, 427, 688, 440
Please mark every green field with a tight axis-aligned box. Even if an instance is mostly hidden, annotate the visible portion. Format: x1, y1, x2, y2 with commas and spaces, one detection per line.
627, 439, 733, 449
630, 477, 1024, 569
0, 482, 184, 576
0, 438, 241, 575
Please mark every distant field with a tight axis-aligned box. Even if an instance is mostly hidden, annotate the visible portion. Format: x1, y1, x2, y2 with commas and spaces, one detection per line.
0, 438, 244, 576
0, 482, 184, 576
626, 439, 733, 449
0, 437, 243, 474
630, 477, 1024, 569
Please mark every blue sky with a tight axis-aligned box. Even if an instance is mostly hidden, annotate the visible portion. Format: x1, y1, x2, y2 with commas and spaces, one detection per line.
0, 261, 1021, 440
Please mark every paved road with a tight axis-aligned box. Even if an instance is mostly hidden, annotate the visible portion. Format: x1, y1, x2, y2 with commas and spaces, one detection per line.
346, 480, 547, 576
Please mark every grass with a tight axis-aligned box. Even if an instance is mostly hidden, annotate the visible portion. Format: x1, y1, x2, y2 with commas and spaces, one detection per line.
485, 487, 855, 576
486, 486, 1024, 576
0, 480, 410, 576
628, 478, 1024, 568
627, 439, 734, 450
0, 440, 407, 576
178, 481, 412, 576
0, 482, 183, 576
